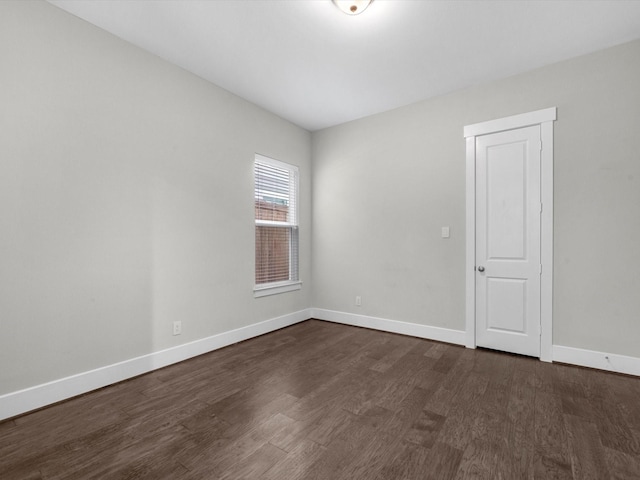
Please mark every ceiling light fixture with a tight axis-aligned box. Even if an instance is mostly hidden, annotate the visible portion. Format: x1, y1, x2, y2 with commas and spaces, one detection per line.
332, 0, 373, 15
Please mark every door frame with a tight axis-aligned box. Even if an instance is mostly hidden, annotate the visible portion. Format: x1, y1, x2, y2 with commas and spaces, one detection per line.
464, 107, 556, 362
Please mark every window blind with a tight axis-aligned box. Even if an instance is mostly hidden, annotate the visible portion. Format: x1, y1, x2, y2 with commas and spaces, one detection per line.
254, 155, 299, 286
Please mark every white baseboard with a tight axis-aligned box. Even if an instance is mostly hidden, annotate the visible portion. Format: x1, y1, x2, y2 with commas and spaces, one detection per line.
311, 309, 640, 378
552, 345, 640, 377
311, 308, 466, 346
0, 309, 311, 421
6, 310, 636, 422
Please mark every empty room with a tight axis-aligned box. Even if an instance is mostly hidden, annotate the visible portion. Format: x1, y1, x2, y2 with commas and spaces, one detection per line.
1, 0, 640, 478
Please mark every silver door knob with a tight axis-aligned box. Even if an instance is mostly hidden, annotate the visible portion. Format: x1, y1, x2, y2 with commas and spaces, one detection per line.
477, 266, 485, 272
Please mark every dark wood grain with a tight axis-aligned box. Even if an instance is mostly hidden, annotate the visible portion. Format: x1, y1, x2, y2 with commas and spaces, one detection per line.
564, 414, 611, 480
1, 319, 639, 479
263, 438, 325, 480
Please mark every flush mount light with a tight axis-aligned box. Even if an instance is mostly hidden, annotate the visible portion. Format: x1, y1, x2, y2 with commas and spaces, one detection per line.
332, 0, 373, 15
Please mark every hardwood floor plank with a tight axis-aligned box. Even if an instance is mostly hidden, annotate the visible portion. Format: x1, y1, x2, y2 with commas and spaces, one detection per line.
448, 373, 489, 412
305, 407, 356, 446
179, 402, 231, 434
432, 345, 463, 374
534, 391, 571, 466
267, 406, 339, 453
561, 394, 595, 419
605, 445, 640, 480
337, 367, 385, 415
282, 363, 343, 398
423, 342, 448, 359
534, 360, 558, 393
404, 408, 446, 448
215, 390, 298, 426
378, 386, 432, 437
473, 349, 515, 389
369, 336, 420, 373
374, 351, 433, 410
423, 360, 481, 417
1, 404, 130, 465
47, 423, 192, 480
0, 443, 63, 480
218, 442, 286, 480
423, 384, 457, 416
335, 430, 401, 480
281, 355, 375, 421
437, 404, 478, 451
3, 319, 639, 480
423, 441, 464, 480
503, 384, 535, 478
182, 412, 294, 477
350, 403, 395, 432
263, 439, 326, 480
375, 440, 431, 480
454, 437, 498, 479
303, 413, 378, 480
564, 414, 611, 480
533, 455, 574, 480
589, 397, 640, 456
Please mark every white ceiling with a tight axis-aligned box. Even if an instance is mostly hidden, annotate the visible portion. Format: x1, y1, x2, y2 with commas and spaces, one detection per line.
48, 0, 640, 131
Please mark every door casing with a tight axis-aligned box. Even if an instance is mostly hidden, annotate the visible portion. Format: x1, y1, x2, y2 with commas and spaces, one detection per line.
464, 107, 556, 362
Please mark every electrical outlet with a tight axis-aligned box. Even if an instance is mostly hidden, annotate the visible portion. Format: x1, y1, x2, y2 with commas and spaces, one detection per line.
173, 321, 182, 336
355, 295, 362, 306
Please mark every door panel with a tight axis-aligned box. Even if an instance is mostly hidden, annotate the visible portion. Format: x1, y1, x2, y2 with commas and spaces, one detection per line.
486, 278, 526, 333
476, 125, 541, 357
487, 142, 526, 260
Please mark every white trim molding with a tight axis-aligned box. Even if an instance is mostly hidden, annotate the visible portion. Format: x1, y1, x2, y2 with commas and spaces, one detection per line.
464, 135, 476, 350
311, 308, 466, 346
5, 307, 639, 422
254, 281, 302, 298
0, 309, 311, 421
464, 107, 556, 362
539, 119, 555, 362
553, 345, 640, 378
464, 107, 557, 138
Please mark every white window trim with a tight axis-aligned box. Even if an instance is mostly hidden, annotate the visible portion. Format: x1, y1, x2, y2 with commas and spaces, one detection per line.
253, 280, 302, 298
254, 153, 301, 297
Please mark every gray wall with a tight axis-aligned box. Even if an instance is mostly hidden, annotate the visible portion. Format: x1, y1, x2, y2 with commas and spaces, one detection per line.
0, 1, 311, 395
3, 0, 640, 399
312, 39, 640, 358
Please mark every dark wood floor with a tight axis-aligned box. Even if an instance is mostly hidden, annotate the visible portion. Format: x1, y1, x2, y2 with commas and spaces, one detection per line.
2, 319, 640, 479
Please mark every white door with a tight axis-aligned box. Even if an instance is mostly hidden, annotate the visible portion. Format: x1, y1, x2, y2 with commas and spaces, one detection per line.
475, 125, 541, 357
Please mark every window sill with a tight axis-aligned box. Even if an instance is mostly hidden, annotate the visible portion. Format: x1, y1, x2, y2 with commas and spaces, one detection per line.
254, 281, 302, 298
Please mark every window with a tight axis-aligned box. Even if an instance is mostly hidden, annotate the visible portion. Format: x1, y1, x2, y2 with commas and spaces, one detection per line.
254, 154, 300, 297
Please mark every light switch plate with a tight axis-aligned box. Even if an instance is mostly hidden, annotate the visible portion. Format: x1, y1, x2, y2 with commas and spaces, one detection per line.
441, 226, 450, 238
